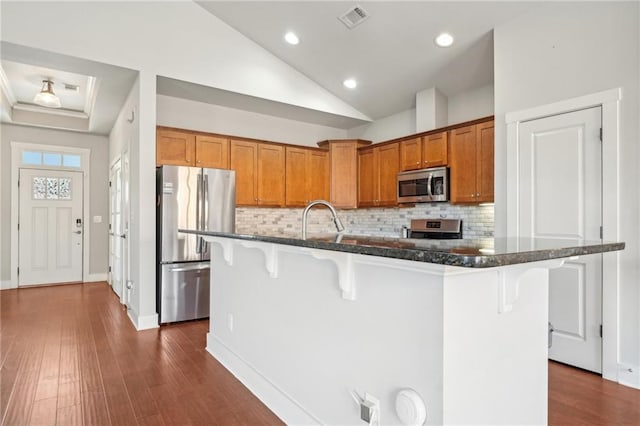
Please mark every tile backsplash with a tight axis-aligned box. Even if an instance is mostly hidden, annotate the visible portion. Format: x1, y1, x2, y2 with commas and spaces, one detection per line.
236, 203, 494, 238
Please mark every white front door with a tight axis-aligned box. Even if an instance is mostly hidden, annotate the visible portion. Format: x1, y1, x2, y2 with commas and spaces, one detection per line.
518, 106, 603, 373
109, 159, 124, 299
18, 168, 84, 286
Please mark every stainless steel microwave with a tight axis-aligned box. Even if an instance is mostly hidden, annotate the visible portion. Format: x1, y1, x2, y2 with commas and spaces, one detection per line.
397, 167, 449, 203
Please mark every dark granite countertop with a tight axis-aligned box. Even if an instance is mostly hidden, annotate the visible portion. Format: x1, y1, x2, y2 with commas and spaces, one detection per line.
179, 229, 624, 268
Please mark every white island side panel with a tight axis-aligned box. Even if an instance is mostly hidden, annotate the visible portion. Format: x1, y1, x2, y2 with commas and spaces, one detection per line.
203, 237, 554, 425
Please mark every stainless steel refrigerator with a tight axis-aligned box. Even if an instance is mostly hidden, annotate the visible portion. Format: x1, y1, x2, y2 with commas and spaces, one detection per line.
156, 166, 235, 324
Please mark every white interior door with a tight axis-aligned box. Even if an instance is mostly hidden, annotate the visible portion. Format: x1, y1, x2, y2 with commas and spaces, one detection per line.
18, 168, 84, 286
109, 159, 124, 300
518, 107, 602, 373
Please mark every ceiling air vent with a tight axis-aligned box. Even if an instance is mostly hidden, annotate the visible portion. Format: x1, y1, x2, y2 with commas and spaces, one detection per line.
338, 5, 369, 29
63, 83, 79, 92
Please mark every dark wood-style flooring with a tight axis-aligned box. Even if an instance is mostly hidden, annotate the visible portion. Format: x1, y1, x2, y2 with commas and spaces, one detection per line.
1, 282, 639, 425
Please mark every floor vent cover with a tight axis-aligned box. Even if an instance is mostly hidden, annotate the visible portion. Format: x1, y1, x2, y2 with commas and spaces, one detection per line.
338, 5, 370, 29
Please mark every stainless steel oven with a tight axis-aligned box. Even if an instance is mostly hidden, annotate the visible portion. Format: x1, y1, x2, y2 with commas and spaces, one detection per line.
397, 166, 449, 203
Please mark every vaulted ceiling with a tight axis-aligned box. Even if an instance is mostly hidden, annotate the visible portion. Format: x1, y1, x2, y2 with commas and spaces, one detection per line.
1, 2, 543, 134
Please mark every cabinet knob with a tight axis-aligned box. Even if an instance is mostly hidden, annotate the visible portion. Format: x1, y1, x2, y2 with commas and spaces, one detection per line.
424, 160, 429, 164
471, 194, 476, 198
415, 161, 420, 165
476, 193, 480, 197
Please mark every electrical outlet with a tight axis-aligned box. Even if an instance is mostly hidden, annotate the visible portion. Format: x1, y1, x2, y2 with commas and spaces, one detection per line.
362, 392, 380, 426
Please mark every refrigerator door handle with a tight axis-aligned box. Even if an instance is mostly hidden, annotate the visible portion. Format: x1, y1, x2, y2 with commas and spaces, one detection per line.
167, 264, 209, 272
203, 176, 209, 231
195, 173, 202, 254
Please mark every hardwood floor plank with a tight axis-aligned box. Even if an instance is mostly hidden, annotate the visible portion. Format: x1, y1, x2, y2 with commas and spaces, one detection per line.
28, 396, 57, 426
81, 390, 111, 426
56, 404, 82, 426
57, 380, 81, 410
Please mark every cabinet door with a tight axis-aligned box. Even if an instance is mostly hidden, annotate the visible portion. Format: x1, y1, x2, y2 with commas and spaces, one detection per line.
229, 140, 257, 206
156, 130, 195, 166
377, 143, 400, 206
308, 150, 329, 202
357, 148, 376, 207
476, 121, 494, 203
285, 147, 308, 207
449, 126, 478, 203
195, 135, 229, 169
257, 144, 285, 206
400, 137, 422, 171
423, 131, 448, 167
330, 142, 359, 208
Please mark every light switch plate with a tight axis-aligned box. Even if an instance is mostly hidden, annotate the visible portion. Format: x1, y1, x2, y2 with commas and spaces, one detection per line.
93, 215, 102, 223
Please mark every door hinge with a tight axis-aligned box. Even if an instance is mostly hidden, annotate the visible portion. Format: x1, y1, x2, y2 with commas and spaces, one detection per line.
109, 181, 112, 187
108, 266, 112, 273
17, 267, 19, 276
599, 324, 603, 338
600, 226, 603, 239
17, 223, 19, 230
599, 128, 603, 141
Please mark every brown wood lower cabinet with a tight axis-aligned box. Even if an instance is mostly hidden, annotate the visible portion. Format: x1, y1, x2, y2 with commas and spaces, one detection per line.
358, 143, 400, 207
285, 147, 329, 207
230, 139, 285, 207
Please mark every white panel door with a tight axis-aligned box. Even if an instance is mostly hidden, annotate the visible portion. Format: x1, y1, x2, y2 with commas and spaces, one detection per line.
109, 159, 124, 299
518, 107, 602, 373
19, 169, 84, 286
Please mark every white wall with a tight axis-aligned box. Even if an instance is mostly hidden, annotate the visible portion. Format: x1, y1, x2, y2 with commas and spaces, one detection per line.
494, 2, 639, 370
348, 85, 494, 143
157, 95, 347, 147
448, 84, 494, 124
0, 124, 110, 279
348, 108, 416, 142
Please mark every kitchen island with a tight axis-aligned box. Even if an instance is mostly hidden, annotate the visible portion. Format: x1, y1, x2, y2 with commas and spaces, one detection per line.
180, 229, 623, 425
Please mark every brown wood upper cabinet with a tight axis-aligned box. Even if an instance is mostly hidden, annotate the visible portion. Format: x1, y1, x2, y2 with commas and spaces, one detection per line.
229, 139, 285, 207
156, 129, 195, 166
319, 139, 371, 209
449, 120, 494, 204
285, 147, 329, 207
400, 131, 448, 171
195, 135, 229, 169
157, 128, 230, 168
358, 143, 400, 207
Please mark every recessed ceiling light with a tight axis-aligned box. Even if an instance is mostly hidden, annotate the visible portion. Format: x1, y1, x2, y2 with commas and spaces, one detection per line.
284, 32, 299, 45
435, 33, 454, 47
343, 78, 357, 89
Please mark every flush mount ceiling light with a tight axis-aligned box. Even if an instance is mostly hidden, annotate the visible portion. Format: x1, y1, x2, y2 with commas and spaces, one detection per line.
284, 32, 299, 45
33, 79, 61, 108
435, 32, 454, 47
343, 78, 357, 89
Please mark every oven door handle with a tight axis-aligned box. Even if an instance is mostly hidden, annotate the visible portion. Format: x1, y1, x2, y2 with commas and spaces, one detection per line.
427, 173, 433, 198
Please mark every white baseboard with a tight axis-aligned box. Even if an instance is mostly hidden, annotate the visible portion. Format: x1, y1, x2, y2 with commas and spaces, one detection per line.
85, 273, 108, 283
1, 280, 16, 290
206, 333, 319, 425
127, 308, 159, 330
618, 364, 640, 390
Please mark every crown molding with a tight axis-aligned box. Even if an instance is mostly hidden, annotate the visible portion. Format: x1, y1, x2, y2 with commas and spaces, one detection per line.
0, 66, 17, 106
12, 102, 89, 119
